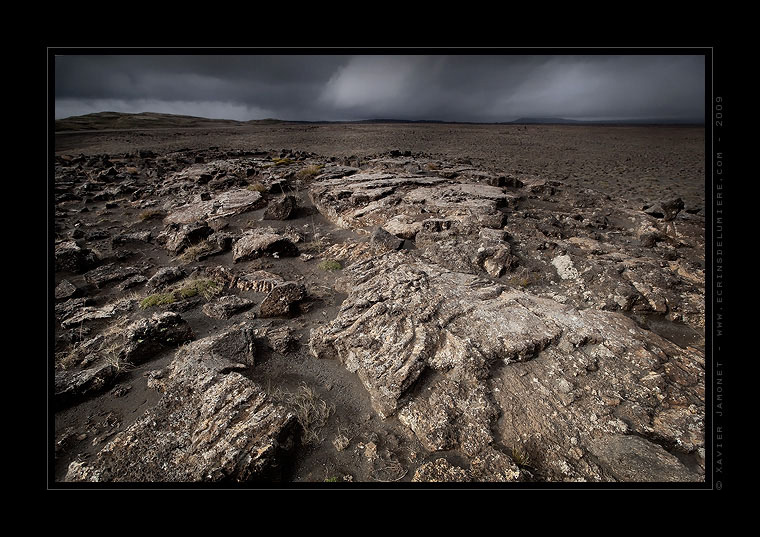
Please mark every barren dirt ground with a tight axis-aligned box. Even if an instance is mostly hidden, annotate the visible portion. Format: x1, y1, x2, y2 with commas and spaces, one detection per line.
55, 123, 705, 210
52, 123, 706, 485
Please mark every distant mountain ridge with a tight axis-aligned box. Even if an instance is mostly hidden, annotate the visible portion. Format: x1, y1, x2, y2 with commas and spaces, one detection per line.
54, 111, 704, 131
509, 117, 704, 125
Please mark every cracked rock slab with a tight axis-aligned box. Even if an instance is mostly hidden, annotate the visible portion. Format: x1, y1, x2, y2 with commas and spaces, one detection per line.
310, 251, 704, 482
64, 328, 297, 482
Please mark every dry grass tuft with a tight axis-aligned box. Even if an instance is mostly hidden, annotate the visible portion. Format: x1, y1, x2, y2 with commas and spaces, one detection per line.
295, 164, 324, 180
510, 444, 532, 467
247, 182, 268, 192
177, 241, 216, 263
505, 268, 544, 288
138, 209, 164, 221
268, 382, 335, 445
371, 460, 408, 482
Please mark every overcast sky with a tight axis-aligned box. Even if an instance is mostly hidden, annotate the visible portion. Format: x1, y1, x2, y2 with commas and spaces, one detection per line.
54, 54, 706, 123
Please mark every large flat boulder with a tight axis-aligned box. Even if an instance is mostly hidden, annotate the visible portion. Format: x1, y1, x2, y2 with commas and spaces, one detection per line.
164, 189, 266, 225
309, 172, 512, 233
232, 232, 299, 262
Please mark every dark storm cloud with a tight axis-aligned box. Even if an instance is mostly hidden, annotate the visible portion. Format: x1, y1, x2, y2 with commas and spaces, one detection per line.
54, 54, 705, 122
55, 55, 350, 120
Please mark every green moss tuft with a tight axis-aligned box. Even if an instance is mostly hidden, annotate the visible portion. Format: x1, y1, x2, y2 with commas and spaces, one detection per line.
139, 278, 222, 309
318, 260, 342, 271
139, 292, 177, 309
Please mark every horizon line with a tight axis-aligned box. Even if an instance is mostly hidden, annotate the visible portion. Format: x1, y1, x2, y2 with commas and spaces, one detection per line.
54, 110, 706, 126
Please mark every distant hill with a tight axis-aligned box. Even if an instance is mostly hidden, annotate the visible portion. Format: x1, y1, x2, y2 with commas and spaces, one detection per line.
54, 111, 248, 132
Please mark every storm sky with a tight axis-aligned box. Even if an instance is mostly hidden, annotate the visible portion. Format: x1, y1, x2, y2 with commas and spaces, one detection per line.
54, 54, 706, 123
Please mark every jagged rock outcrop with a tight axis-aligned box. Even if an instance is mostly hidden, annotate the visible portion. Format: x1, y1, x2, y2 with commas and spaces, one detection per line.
84, 263, 143, 288
64, 327, 297, 482
54, 147, 706, 484
310, 251, 704, 482
146, 266, 186, 290
259, 282, 307, 318
55, 241, 99, 273
117, 312, 194, 365
253, 325, 298, 354
370, 226, 404, 251
309, 171, 522, 279
60, 303, 117, 329
55, 363, 118, 406
415, 220, 517, 277
55, 280, 81, 301
111, 230, 152, 246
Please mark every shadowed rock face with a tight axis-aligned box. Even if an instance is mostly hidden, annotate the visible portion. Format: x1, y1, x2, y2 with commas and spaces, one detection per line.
263, 194, 298, 220
55, 241, 99, 273
65, 327, 297, 483
157, 222, 213, 255
310, 251, 704, 482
